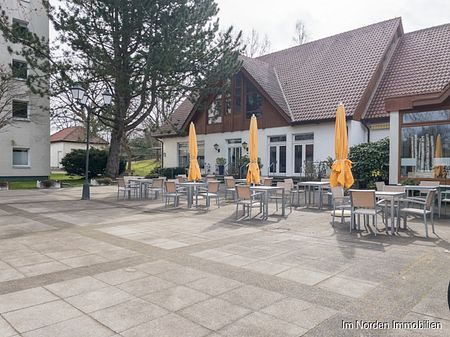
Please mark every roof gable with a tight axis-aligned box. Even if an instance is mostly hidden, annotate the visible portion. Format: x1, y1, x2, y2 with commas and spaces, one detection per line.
258, 17, 402, 122
50, 126, 108, 145
366, 23, 450, 118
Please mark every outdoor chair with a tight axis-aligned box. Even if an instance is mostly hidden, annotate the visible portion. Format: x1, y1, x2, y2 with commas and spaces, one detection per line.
330, 186, 351, 226
350, 190, 385, 235
164, 181, 180, 207
375, 182, 385, 191
321, 178, 331, 206
284, 178, 302, 206
262, 177, 273, 186
123, 176, 140, 197
399, 189, 436, 237
206, 175, 216, 182
417, 180, 440, 198
117, 178, 134, 200
148, 178, 164, 199
197, 180, 220, 209
224, 176, 236, 200
269, 182, 293, 213
235, 185, 263, 220
442, 190, 450, 215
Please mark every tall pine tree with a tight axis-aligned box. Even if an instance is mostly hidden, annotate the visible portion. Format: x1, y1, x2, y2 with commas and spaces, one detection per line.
0, 0, 242, 177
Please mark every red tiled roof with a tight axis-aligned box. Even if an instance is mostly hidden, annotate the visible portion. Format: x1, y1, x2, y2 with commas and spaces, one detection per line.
366, 23, 450, 119
156, 99, 194, 136
258, 17, 402, 122
50, 126, 108, 144
240, 56, 292, 119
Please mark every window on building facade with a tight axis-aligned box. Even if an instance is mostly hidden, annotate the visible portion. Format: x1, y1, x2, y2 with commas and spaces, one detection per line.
12, 101, 28, 119
12, 60, 27, 79
178, 141, 205, 169
13, 148, 29, 166
12, 18, 29, 36
245, 79, 263, 118
400, 109, 450, 180
207, 95, 223, 124
234, 73, 242, 113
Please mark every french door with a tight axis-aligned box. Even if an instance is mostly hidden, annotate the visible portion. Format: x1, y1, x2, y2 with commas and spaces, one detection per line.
269, 144, 287, 175
227, 146, 242, 175
294, 143, 314, 176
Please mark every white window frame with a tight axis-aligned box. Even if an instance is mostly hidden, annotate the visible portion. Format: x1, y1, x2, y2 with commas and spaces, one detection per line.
12, 147, 30, 167
292, 133, 314, 176
268, 135, 287, 176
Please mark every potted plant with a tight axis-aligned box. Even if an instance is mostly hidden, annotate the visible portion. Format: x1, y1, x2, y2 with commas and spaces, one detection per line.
216, 157, 226, 175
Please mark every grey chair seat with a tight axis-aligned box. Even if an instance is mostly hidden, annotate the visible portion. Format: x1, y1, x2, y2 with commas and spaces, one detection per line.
353, 208, 379, 215
401, 208, 432, 215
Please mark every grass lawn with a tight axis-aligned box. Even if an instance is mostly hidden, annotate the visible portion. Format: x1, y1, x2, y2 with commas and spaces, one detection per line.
131, 159, 159, 176
6, 160, 158, 189
8, 173, 84, 190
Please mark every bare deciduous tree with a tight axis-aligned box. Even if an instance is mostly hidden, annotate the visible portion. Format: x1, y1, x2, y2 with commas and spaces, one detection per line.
242, 29, 271, 58
292, 20, 308, 45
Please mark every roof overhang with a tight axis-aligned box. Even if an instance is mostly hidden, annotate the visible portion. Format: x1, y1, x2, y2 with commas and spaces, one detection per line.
385, 81, 450, 112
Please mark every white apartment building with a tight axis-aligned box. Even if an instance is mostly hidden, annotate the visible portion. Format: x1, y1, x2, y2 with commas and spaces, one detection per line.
0, 0, 50, 181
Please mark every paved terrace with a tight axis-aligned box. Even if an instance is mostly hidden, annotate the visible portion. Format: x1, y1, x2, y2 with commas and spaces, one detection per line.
0, 186, 449, 337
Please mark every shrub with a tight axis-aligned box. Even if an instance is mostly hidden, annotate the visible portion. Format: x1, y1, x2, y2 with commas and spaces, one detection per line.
216, 157, 226, 166
157, 167, 187, 179
40, 180, 55, 188
95, 177, 113, 185
61, 149, 126, 178
349, 138, 389, 189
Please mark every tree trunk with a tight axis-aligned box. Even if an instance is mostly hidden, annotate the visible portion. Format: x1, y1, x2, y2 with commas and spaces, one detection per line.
106, 127, 123, 178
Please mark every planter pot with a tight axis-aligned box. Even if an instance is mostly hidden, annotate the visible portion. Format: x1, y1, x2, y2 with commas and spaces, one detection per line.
218, 165, 224, 175
37, 181, 61, 189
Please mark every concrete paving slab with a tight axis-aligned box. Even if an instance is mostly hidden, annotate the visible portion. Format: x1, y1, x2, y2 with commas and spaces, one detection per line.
121, 313, 210, 337
90, 298, 168, 333
218, 312, 307, 337
0, 287, 58, 313
179, 298, 251, 330
3, 299, 82, 333
143, 286, 210, 311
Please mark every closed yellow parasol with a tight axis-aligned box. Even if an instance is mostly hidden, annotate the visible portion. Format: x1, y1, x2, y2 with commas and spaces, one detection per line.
246, 114, 260, 185
433, 134, 445, 178
330, 104, 354, 188
188, 122, 201, 181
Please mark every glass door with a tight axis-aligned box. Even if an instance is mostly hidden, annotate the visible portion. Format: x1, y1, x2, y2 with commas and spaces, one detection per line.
293, 142, 314, 176
228, 146, 242, 175
269, 144, 287, 175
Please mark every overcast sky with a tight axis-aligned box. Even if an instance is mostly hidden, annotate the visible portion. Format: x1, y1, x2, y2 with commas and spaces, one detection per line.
215, 0, 450, 51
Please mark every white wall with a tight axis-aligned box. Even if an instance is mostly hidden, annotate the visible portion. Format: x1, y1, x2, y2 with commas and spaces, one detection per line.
371, 128, 390, 142
348, 120, 368, 147
0, 1, 50, 178
162, 122, 337, 176
50, 142, 109, 168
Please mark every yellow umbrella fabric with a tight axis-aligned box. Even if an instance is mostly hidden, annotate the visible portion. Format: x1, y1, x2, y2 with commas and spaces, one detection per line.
246, 114, 261, 185
433, 134, 444, 178
188, 122, 201, 181
330, 104, 354, 189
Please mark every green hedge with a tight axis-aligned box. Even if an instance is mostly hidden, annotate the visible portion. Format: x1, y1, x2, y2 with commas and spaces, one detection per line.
349, 138, 389, 189
61, 149, 126, 178
155, 167, 187, 179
